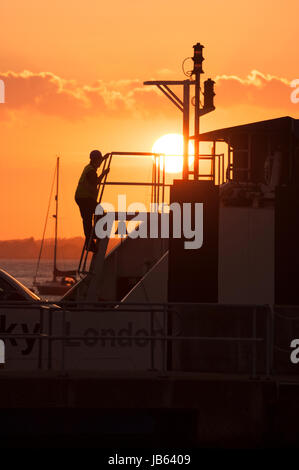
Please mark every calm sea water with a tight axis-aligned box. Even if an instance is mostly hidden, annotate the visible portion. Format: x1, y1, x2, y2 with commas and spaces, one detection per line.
0, 258, 78, 300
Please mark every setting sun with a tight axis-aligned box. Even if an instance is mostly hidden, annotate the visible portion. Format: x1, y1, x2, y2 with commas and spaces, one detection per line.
152, 134, 194, 174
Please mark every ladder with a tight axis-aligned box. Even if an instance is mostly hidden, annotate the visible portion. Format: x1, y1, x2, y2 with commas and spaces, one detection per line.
77, 153, 112, 275
77, 150, 167, 278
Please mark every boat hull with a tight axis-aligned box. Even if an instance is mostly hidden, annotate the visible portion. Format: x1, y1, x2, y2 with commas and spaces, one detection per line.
36, 282, 72, 296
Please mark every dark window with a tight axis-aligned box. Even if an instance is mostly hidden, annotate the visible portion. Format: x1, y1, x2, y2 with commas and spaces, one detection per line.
0, 277, 25, 301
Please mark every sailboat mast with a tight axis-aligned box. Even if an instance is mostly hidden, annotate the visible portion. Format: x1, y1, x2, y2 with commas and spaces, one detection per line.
53, 156, 59, 281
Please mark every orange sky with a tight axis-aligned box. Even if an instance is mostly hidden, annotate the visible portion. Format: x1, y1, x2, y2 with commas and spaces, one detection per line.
1, 0, 299, 239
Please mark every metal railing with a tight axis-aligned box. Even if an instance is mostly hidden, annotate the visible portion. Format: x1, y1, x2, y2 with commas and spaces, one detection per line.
0, 301, 273, 377
78, 150, 227, 275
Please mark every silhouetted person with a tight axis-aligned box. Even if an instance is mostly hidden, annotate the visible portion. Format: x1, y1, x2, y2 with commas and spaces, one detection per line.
75, 150, 109, 252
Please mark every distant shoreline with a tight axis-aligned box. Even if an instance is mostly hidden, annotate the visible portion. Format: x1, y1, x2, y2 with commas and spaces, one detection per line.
0, 257, 78, 260
0, 237, 119, 259
0, 237, 84, 259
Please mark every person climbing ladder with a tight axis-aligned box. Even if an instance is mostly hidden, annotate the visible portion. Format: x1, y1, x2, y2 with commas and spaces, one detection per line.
75, 149, 110, 252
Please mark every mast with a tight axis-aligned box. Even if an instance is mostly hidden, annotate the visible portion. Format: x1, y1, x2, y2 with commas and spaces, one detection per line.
53, 156, 59, 281
192, 43, 204, 180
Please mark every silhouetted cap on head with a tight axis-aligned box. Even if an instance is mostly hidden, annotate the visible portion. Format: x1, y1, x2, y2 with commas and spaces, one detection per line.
90, 149, 102, 162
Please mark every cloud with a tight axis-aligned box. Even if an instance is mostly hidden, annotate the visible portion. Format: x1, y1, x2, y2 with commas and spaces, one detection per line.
0, 69, 297, 121
0, 70, 167, 120
214, 70, 296, 111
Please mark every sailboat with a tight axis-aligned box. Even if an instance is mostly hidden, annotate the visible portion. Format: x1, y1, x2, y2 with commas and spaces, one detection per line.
33, 157, 77, 296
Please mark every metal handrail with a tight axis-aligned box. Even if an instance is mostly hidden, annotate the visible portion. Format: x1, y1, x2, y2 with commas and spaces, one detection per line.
77, 149, 227, 274
0, 301, 272, 377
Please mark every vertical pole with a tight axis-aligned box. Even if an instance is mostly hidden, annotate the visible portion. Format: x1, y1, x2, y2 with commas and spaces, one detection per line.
247, 133, 252, 183
162, 156, 165, 207
251, 307, 257, 378
192, 42, 204, 180
227, 136, 232, 180
151, 159, 154, 205
53, 156, 59, 281
154, 155, 157, 207
266, 305, 271, 378
62, 307, 65, 372
212, 141, 216, 184
150, 309, 155, 371
162, 304, 168, 375
48, 308, 53, 370
230, 146, 233, 181
161, 156, 166, 256
38, 306, 44, 370
157, 156, 160, 207
193, 71, 200, 180
182, 81, 190, 180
